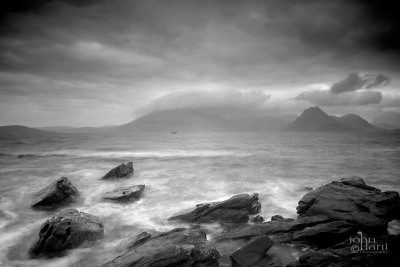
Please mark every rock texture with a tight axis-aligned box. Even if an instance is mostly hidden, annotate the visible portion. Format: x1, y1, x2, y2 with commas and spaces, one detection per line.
102, 162, 134, 179
229, 236, 274, 267
102, 185, 145, 201
168, 193, 261, 223
297, 176, 399, 228
31, 177, 79, 207
30, 209, 104, 256
102, 228, 220, 267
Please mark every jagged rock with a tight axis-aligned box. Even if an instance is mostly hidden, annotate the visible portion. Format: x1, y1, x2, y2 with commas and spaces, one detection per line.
126, 232, 152, 250
388, 219, 400, 235
102, 228, 220, 267
102, 185, 145, 201
291, 221, 356, 247
252, 215, 264, 223
102, 162, 133, 179
31, 177, 79, 207
219, 215, 331, 240
229, 236, 274, 267
297, 176, 399, 228
29, 209, 104, 256
168, 193, 261, 223
298, 251, 339, 267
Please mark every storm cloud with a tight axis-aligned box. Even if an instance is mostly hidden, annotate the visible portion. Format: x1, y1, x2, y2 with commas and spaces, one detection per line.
0, 0, 399, 126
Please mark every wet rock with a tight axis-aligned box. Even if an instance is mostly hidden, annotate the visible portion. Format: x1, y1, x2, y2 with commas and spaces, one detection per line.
102, 228, 220, 267
291, 221, 357, 247
298, 251, 339, 267
219, 215, 331, 240
31, 177, 79, 207
255, 255, 283, 267
102, 185, 145, 201
388, 219, 400, 235
102, 162, 133, 179
29, 209, 104, 256
271, 215, 295, 222
126, 232, 152, 250
169, 193, 261, 224
252, 215, 264, 223
229, 236, 274, 267
297, 176, 399, 229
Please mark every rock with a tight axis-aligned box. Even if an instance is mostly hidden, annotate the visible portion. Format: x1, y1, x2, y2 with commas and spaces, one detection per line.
388, 219, 400, 235
271, 215, 295, 222
229, 236, 274, 267
298, 251, 339, 267
126, 232, 152, 250
31, 177, 79, 207
102, 162, 133, 179
169, 193, 261, 224
292, 221, 357, 247
102, 228, 220, 267
252, 215, 264, 223
102, 185, 145, 201
219, 215, 331, 240
297, 176, 399, 229
29, 209, 104, 256
254, 255, 283, 267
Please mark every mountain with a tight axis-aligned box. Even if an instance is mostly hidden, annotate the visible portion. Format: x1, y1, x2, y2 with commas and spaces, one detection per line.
0, 125, 47, 135
115, 109, 235, 132
39, 126, 113, 133
286, 107, 350, 132
372, 112, 400, 130
336, 114, 383, 132
286, 107, 384, 132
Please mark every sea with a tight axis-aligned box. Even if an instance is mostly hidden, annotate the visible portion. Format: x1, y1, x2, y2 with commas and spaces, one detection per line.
0, 131, 399, 266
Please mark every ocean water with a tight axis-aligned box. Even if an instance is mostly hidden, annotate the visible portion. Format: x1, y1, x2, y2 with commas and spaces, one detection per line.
0, 131, 399, 266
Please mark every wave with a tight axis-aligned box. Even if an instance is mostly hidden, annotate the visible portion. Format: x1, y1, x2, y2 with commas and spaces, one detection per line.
2, 149, 252, 160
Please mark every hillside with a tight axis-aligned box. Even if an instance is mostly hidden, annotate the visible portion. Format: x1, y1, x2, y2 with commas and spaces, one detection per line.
0, 125, 47, 135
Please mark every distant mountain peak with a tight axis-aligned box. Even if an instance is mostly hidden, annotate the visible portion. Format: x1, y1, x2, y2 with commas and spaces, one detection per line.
287, 106, 385, 133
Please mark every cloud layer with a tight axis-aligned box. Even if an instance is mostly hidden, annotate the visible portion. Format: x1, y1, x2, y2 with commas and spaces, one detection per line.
0, 0, 399, 126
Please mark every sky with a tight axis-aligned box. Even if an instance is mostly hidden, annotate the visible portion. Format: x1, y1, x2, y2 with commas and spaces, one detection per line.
0, 0, 399, 127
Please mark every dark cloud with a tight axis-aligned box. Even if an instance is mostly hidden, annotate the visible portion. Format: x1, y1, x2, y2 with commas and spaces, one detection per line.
0, 0, 399, 126
330, 72, 367, 94
330, 72, 391, 94
296, 90, 382, 106
365, 73, 391, 89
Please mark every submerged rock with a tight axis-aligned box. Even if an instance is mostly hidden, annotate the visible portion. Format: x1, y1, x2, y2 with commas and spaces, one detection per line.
297, 176, 399, 229
168, 193, 261, 224
102, 228, 220, 267
229, 236, 274, 267
31, 177, 79, 208
102, 185, 145, 201
102, 162, 133, 179
29, 209, 104, 256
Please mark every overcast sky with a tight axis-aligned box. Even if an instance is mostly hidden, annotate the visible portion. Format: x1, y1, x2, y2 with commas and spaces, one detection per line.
0, 0, 399, 126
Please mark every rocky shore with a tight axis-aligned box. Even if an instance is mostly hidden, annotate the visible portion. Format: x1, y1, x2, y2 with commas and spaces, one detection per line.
28, 163, 400, 266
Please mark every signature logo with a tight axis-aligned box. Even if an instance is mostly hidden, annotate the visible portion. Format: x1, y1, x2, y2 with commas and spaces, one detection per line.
349, 231, 388, 254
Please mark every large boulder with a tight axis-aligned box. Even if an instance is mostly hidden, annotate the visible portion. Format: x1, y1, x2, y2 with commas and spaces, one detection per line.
102, 228, 220, 267
297, 176, 399, 229
229, 236, 274, 267
102, 162, 133, 179
168, 193, 261, 224
31, 177, 79, 207
102, 185, 145, 201
29, 209, 104, 256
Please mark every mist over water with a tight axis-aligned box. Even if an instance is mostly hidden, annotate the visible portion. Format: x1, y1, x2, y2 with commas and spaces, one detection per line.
0, 131, 399, 266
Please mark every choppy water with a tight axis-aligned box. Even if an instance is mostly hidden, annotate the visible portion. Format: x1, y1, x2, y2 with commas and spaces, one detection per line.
0, 131, 399, 266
